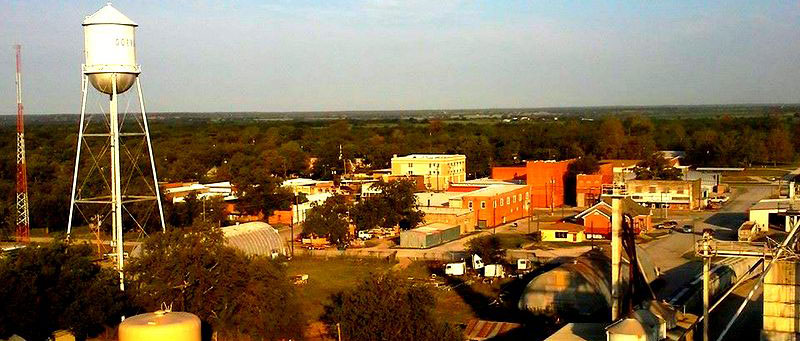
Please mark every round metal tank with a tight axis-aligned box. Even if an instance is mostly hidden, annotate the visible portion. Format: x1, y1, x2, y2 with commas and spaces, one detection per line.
119, 311, 201, 341
82, 4, 139, 94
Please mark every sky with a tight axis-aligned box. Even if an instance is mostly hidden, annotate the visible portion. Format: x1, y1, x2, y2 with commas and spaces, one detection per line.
1, 0, 799, 114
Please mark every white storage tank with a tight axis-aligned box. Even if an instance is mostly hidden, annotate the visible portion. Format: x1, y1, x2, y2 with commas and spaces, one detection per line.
82, 3, 140, 94
119, 311, 201, 341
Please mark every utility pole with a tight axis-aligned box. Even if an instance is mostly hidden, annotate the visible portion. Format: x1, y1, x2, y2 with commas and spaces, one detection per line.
550, 177, 555, 215
702, 229, 712, 341
14, 44, 30, 243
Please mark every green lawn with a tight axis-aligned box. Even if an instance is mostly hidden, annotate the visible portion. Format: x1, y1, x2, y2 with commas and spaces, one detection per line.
286, 257, 482, 325
286, 256, 396, 321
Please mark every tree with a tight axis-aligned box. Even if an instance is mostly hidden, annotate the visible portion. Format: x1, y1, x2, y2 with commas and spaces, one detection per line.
766, 127, 794, 165
302, 195, 351, 246
368, 179, 425, 230
633, 153, 682, 180
126, 225, 305, 340
598, 117, 625, 158
0, 240, 127, 340
322, 273, 461, 341
466, 235, 506, 264
236, 177, 293, 218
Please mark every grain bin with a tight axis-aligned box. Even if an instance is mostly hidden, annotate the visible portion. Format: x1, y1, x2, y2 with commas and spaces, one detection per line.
82, 4, 140, 94
119, 311, 201, 341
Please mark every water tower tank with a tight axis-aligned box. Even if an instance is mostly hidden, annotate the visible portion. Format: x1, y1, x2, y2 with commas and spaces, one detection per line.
119, 311, 201, 341
82, 4, 140, 95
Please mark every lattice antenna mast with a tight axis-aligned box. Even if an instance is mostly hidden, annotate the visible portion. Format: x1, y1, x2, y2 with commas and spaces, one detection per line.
14, 44, 30, 243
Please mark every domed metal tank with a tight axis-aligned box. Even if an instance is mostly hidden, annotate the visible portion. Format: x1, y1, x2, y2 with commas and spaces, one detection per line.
82, 4, 140, 94
119, 311, 201, 341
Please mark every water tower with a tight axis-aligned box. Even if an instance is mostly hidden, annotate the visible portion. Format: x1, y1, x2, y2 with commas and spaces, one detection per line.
67, 3, 165, 290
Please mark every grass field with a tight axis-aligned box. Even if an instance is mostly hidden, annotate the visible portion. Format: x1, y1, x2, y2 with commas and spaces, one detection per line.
285, 256, 487, 326
286, 256, 397, 321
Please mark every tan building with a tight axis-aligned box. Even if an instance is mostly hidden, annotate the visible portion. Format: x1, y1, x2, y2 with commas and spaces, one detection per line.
390, 154, 466, 191
281, 178, 335, 195
419, 206, 476, 234
623, 179, 703, 210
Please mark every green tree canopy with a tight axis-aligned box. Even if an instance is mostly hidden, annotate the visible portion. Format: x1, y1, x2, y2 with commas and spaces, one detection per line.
633, 153, 682, 180
466, 235, 506, 264
366, 179, 425, 230
322, 273, 461, 341
0, 240, 127, 340
236, 177, 293, 217
302, 195, 351, 246
125, 225, 305, 340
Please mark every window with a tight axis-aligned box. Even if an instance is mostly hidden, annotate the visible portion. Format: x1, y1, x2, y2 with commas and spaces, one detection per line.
507, 197, 510, 205
499, 199, 503, 207
468, 201, 473, 209
494, 200, 497, 208
555, 232, 568, 239
481, 201, 486, 209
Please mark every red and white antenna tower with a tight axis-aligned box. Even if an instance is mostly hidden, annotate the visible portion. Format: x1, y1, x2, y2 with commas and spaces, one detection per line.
14, 44, 30, 242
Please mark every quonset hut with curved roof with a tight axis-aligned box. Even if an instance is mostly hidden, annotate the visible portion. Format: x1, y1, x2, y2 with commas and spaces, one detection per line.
222, 222, 287, 258
518, 246, 659, 318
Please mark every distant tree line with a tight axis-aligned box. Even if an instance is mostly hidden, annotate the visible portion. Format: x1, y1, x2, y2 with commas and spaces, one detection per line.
1, 110, 799, 234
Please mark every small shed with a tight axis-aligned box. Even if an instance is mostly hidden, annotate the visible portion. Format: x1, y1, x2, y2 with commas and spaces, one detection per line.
400, 223, 460, 249
222, 222, 287, 258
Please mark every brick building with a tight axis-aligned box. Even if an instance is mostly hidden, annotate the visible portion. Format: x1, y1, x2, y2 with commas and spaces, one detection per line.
575, 162, 615, 207
490, 160, 572, 209
448, 185, 530, 229
575, 197, 652, 239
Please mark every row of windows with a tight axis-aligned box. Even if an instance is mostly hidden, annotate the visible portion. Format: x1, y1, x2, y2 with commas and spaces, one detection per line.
633, 186, 687, 194
467, 192, 530, 210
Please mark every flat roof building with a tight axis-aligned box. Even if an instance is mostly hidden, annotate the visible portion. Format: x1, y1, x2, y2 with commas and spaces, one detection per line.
450, 184, 530, 229
399, 222, 461, 249
391, 154, 466, 191
622, 179, 703, 210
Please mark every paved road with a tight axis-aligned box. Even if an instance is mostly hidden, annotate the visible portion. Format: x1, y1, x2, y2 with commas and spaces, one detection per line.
642, 185, 773, 299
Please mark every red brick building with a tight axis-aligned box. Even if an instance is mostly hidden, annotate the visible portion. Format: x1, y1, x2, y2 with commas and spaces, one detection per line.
490, 160, 572, 209
451, 185, 530, 229
574, 197, 652, 239
526, 160, 572, 209
575, 162, 614, 207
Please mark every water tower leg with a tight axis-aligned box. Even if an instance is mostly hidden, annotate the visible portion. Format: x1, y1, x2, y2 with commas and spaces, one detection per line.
67, 75, 89, 237
135, 78, 166, 233
109, 74, 125, 291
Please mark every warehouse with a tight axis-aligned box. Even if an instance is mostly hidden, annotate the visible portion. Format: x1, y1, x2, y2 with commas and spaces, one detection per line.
399, 223, 461, 248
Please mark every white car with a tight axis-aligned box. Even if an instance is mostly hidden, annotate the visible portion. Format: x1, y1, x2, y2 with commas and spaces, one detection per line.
357, 230, 372, 240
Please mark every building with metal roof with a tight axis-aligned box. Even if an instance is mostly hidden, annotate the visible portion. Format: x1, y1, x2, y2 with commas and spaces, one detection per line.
518, 247, 659, 317
222, 222, 287, 258
399, 222, 461, 249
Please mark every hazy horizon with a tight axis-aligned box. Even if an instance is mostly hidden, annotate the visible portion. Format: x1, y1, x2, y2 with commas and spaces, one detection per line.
2, 1, 799, 114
